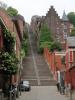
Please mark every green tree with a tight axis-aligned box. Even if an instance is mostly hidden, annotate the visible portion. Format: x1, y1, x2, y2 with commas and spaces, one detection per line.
70, 27, 75, 36
0, 19, 18, 75
7, 6, 18, 17
67, 12, 75, 26
38, 24, 53, 53
50, 42, 62, 52
0, 51, 18, 74
0, 20, 19, 96
39, 24, 53, 42
21, 29, 29, 57
38, 24, 62, 53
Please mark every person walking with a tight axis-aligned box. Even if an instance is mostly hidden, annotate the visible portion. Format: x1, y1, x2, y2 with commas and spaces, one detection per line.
56, 70, 61, 92
59, 71, 65, 95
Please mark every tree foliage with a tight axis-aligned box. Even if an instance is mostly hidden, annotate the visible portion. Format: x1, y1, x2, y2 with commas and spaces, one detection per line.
70, 27, 75, 36
38, 24, 62, 53
0, 20, 18, 75
7, 6, 18, 17
39, 24, 53, 42
67, 12, 75, 26
38, 24, 53, 53
21, 30, 29, 57
50, 42, 62, 52
3, 29, 15, 53
0, 51, 18, 74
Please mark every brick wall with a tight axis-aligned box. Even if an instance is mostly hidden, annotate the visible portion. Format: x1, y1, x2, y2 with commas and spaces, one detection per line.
0, 8, 13, 32
18, 19, 24, 38
0, 8, 21, 59
0, 8, 22, 86
44, 48, 65, 79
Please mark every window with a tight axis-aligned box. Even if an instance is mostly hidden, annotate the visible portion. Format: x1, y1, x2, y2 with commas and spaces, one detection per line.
64, 29, 67, 33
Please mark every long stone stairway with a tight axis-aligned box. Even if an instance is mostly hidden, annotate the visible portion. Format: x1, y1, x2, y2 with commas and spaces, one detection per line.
22, 32, 56, 86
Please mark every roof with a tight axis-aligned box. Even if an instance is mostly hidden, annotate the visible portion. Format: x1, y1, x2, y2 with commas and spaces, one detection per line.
31, 15, 41, 22
62, 11, 69, 21
12, 15, 25, 22
67, 37, 75, 47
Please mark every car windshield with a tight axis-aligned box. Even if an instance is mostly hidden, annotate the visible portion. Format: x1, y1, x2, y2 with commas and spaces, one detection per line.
23, 81, 29, 85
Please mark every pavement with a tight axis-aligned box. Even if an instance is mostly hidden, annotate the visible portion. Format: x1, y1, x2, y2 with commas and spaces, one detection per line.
17, 86, 69, 100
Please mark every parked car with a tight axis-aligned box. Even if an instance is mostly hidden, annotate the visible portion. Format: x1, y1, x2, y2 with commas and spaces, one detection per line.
19, 80, 31, 91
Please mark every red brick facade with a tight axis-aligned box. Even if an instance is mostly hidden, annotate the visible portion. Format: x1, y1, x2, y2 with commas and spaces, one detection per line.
0, 8, 14, 32
0, 8, 25, 87
44, 37, 75, 88
44, 6, 72, 44
44, 48, 65, 79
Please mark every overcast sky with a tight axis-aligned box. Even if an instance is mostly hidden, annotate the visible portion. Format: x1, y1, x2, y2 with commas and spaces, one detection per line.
1, 0, 75, 23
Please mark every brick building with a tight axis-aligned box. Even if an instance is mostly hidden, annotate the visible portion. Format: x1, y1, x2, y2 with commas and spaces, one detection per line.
30, 15, 41, 33
44, 37, 75, 88
0, 8, 25, 88
30, 6, 73, 50
65, 37, 75, 69
12, 15, 25, 58
44, 6, 73, 45
65, 37, 75, 88
30, 15, 42, 48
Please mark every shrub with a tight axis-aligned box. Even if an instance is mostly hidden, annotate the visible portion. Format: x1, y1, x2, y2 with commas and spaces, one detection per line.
50, 42, 62, 52
38, 24, 53, 54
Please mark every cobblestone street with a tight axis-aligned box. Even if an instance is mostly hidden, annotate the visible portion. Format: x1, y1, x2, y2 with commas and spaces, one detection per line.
17, 86, 68, 100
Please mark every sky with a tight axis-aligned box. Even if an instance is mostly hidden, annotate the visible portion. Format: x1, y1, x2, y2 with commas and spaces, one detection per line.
1, 0, 75, 24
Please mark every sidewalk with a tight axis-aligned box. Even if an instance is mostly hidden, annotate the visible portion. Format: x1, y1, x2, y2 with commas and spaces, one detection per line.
16, 86, 68, 100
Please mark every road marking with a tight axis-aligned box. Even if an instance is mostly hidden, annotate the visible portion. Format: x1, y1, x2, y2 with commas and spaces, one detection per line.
28, 33, 41, 86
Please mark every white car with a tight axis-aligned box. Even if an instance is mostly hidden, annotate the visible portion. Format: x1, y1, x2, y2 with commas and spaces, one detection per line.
19, 80, 31, 91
